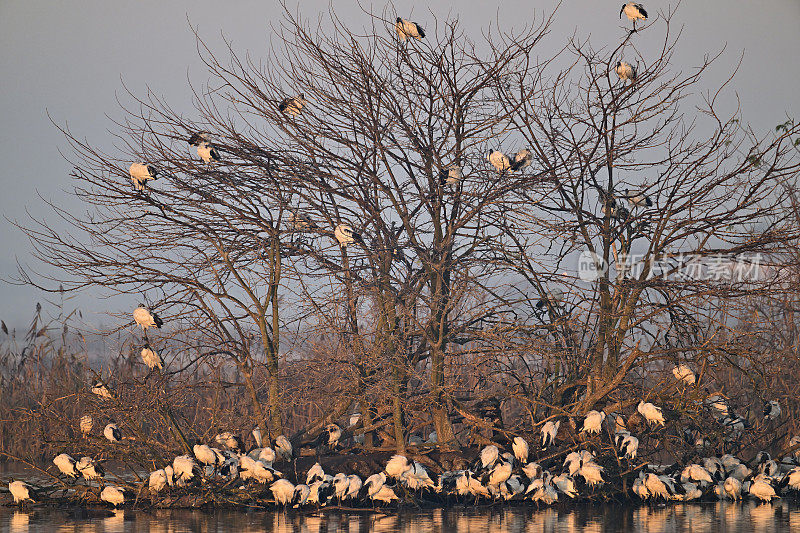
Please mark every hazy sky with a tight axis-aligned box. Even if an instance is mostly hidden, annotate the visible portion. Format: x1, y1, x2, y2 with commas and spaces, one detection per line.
1, 1, 798, 328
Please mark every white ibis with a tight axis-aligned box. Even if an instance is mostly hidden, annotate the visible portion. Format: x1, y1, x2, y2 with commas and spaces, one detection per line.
197, 141, 220, 163
278, 94, 307, 117
53, 453, 79, 478
133, 305, 163, 330
104, 423, 122, 443
672, 364, 695, 385
577, 461, 605, 486
129, 163, 159, 191
306, 462, 326, 485
188, 132, 210, 146
76, 456, 105, 481
626, 188, 653, 208
620, 3, 648, 31
271, 479, 295, 505
172, 455, 200, 484
541, 419, 560, 449
581, 410, 606, 434
334, 224, 361, 247
80, 415, 94, 435
439, 165, 462, 185
140, 344, 163, 370
100, 486, 126, 507
723, 476, 743, 500
512, 436, 529, 464
512, 148, 532, 171
487, 149, 512, 172
274, 435, 293, 461
637, 401, 665, 426
8, 480, 34, 505
395, 18, 425, 40
91, 381, 113, 400
615, 61, 637, 82
748, 474, 778, 502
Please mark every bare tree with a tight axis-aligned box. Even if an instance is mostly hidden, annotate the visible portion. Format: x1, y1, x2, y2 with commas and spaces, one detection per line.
15, 2, 800, 463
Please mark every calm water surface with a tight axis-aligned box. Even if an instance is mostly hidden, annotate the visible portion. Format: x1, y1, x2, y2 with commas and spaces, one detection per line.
2, 502, 800, 533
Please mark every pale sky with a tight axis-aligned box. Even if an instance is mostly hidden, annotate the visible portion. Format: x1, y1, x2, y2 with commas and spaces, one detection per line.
0, 1, 798, 328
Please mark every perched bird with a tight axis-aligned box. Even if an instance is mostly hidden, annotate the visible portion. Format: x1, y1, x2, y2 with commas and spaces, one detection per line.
487, 149, 512, 172
188, 132, 210, 146
512, 436, 529, 464
764, 400, 781, 420
386, 455, 412, 479
748, 474, 777, 502
620, 2, 648, 31
552, 474, 578, 498
53, 453, 79, 479
477, 445, 500, 472
632, 474, 649, 499
615, 61, 637, 82
581, 410, 607, 435
129, 162, 159, 191
672, 364, 695, 385
395, 18, 425, 40
345, 475, 362, 500
439, 164, 462, 186
149, 467, 173, 493
644, 473, 671, 500
292, 484, 311, 507
140, 344, 163, 371
362, 472, 388, 499
780, 467, 800, 491
173, 455, 200, 484
271, 479, 296, 506
511, 149, 532, 171
252, 428, 263, 448
616, 433, 639, 459
541, 419, 560, 449
637, 401, 666, 426
91, 381, 113, 400
705, 393, 730, 418
193, 441, 218, 469
197, 141, 220, 163
626, 188, 654, 208
723, 476, 743, 500
133, 305, 163, 330
334, 224, 362, 247
80, 415, 94, 435
104, 423, 122, 443
274, 435, 293, 461
577, 461, 605, 487
214, 432, 244, 453
100, 486, 126, 507
8, 480, 34, 505
76, 456, 105, 481
278, 94, 307, 116
681, 464, 713, 485
257, 447, 276, 464
306, 462, 326, 485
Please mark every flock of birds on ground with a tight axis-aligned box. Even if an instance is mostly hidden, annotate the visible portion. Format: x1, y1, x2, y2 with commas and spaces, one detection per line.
7, 341, 800, 510
10, 3, 798, 514
124, 4, 654, 253
8, 400, 800, 510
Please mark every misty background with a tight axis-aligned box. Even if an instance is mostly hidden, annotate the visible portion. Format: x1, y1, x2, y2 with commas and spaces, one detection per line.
1, 0, 798, 329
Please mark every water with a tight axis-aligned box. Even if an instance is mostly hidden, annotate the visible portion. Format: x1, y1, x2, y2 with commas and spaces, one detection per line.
2, 502, 800, 533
